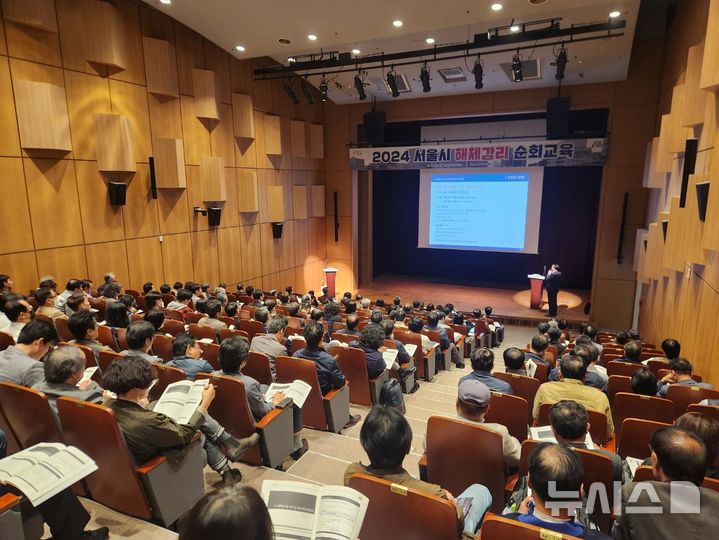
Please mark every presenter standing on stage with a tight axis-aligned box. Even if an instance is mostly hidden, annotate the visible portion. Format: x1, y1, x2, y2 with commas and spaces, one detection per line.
543, 264, 562, 317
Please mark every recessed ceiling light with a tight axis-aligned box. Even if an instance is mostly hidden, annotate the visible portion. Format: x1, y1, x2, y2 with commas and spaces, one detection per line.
393, 20, 403, 27
351, 48, 361, 55
510, 24, 520, 32
287, 57, 296, 63
490, 3, 503, 11
307, 34, 318, 41
235, 45, 245, 52
160, 0, 171, 4
426, 37, 435, 44
609, 10, 621, 18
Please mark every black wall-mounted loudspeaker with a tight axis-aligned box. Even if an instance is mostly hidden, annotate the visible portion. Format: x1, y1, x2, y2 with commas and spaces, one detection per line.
149, 156, 158, 199
696, 182, 710, 222
661, 220, 668, 242
207, 207, 222, 227
333, 191, 339, 242
679, 138, 698, 208
362, 111, 386, 145
617, 192, 628, 264
108, 182, 127, 206
546, 96, 571, 139
271, 222, 284, 239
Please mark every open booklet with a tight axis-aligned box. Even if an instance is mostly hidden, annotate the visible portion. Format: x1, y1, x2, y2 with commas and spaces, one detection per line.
265, 380, 312, 409
0, 443, 97, 506
530, 426, 595, 450
382, 349, 398, 370
76, 366, 99, 387
153, 379, 208, 424
404, 343, 417, 358
261, 480, 368, 540
625, 456, 644, 478
525, 359, 538, 379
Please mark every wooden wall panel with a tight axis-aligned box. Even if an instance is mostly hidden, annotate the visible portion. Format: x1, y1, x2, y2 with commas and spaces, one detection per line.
0, 157, 33, 254
0, 251, 37, 294
126, 237, 163, 290
36, 245, 88, 287
74, 160, 125, 244
64, 70, 111, 160
148, 93, 183, 140
682, 43, 708, 126
237, 169, 259, 213
0, 56, 20, 156
179, 96, 211, 165
93, 113, 135, 172
191, 229, 220, 284
108, 79, 151, 164
220, 168, 239, 228
13, 80, 72, 152
210, 103, 236, 166
142, 37, 179, 98
191, 69, 219, 120
3, 0, 61, 66
160, 233, 194, 284
260, 223, 281, 277
292, 186, 308, 219
153, 138, 186, 189
232, 93, 255, 139
203, 42, 231, 105
293, 219, 309, 266
84, 241, 129, 290
174, 22, 204, 96
217, 227, 243, 284
240, 224, 262, 280
291, 120, 306, 157
700, 0, 719, 92
157, 187, 190, 235
122, 164, 160, 239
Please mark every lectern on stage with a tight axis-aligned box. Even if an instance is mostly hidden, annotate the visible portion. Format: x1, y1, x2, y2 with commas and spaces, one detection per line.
323, 267, 338, 299
527, 273, 545, 309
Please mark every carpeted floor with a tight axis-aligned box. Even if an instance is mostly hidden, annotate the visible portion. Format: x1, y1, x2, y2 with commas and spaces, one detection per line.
64, 324, 537, 538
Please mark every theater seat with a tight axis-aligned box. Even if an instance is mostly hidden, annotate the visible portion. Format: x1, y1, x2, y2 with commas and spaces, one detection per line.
96, 325, 119, 352
239, 319, 265, 342
196, 373, 294, 468
184, 312, 203, 325
617, 418, 670, 460
0, 332, 13, 352
245, 351, 273, 386
394, 330, 436, 382
53, 317, 74, 342
149, 364, 186, 401
162, 310, 184, 322
159, 319, 185, 336
331, 345, 388, 406
57, 397, 204, 527
198, 342, 221, 371
152, 334, 174, 362
219, 327, 249, 342
607, 375, 632, 403
0, 493, 43, 540
188, 323, 218, 343
687, 403, 719, 422
275, 355, 350, 433
494, 372, 539, 423
347, 473, 461, 540
98, 350, 124, 374
612, 393, 674, 439
667, 385, 719, 417
484, 392, 529, 443
422, 329, 451, 370
537, 403, 611, 446
478, 514, 583, 540
331, 332, 358, 345
0, 382, 64, 448
607, 361, 644, 378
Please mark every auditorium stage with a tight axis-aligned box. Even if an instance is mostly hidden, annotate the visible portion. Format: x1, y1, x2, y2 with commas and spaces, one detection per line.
357, 274, 590, 326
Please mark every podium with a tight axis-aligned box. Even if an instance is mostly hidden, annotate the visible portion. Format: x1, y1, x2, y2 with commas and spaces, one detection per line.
323, 267, 338, 300
527, 274, 545, 309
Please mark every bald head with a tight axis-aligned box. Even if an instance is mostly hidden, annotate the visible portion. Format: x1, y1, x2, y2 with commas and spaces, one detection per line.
528, 443, 583, 507
651, 426, 707, 485
44, 346, 86, 384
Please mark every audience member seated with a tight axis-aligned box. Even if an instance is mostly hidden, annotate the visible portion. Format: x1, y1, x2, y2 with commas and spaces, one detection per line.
614, 331, 629, 347
504, 347, 528, 375
336, 313, 360, 336
120, 321, 162, 363
550, 344, 606, 392
214, 337, 307, 459
548, 400, 622, 481
459, 348, 513, 394
547, 326, 566, 356
503, 443, 611, 539
198, 299, 227, 332
0, 274, 13, 293
525, 334, 551, 367
350, 324, 398, 379
582, 325, 603, 358
0, 292, 17, 331
537, 321, 550, 335
618, 340, 642, 363
35, 287, 67, 320
103, 355, 258, 484
55, 279, 82, 314
65, 292, 91, 317
656, 358, 714, 398
408, 316, 433, 353
1, 296, 31, 341
68, 311, 112, 362
144, 310, 165, 333
0, 320, 58, 387
674, 412, 719, 479
96, 272, 114, 297
167, 289, 194, 320
178, 484, 273, 540
345, 405, 492, 537
32, 346, 104, 416
144, 292, 164, 313
322, 301, 342, 337
118, 293, 138, 314
250, 315, 290, 378
643, 338, 680, 366
616, 426, 719, 540
168, 333, 214, 381
0, 429, 109, 540
533, 355, 614, 440
254, 307, 270, 332
105, 301, 130, 328
379, 319, 412, 365
249, 289, 264, 307
425, 311, 464, 368
630, 367, 658, 396
100, 282, 121, 305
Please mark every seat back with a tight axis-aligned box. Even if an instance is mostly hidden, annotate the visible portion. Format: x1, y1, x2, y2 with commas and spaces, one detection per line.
494, 372, 539, 423
607, 361, 644, 378
275, 355, 328, 430
537, 403, 609, 445
479, 510, 583, 540
152, 334, 174, 362
394, 330, 429, 380
687, 403, 719, 422
97, 324, 119, 352
195, 373, 263, 466
0, 382, 64, 448
657, 369, 702, 382
56, 397, 152, 519
484, 392, 529, 443
115, 327, 128, 351
239, 319, 265, 342
348, 473, 461, 540
150, 364, 187, 402
425, 416, 505, 513
184, 312, 204, 325
88, 297, 106, 320
188, 323, 217, 343
220, 327, 249, 341
613, 393, 675, 439
645, 359, 669, 375
0, 332, 14, 351
53, 317, 74, 342
163, 310, 184, 322
332, 346, 372, 406
98, 350, 124, 373
72, 343, 98, 368
245, 351, 273, 386
331, 332, 358, 345
617, 418, 670, 459
607, 375, 632, 403
290, 338, 306, 353
159, 319, 185, 336
530, 361, 548, 382
198, 342, 221, 371
667, 385, 719, 417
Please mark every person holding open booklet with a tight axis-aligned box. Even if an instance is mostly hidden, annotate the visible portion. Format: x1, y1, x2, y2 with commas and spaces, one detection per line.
102, 355, 260, 485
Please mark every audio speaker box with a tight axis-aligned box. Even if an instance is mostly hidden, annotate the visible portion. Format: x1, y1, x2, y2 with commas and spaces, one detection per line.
207, 207, 222, 227
362, 111, 386, 145
696, 182, 710, 222
546, 97, 571, 139
271, 222, 284, 239
108, 182, 127, 206
679, 139, 698, 208
149, 156, 158, 199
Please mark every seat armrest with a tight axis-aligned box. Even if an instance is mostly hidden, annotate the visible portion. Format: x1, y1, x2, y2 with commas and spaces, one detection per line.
0, 494, 20, 514
256, 405, 289, 428
418, 453, 428, 481
257, 404, 295, 468
136, 455, 167, 474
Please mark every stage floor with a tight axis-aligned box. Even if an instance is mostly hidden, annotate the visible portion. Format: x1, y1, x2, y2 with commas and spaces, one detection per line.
357, 274, 590, 325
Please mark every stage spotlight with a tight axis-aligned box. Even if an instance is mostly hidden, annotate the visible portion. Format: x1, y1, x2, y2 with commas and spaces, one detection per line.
319, 75, 328, 101
282, 80, 300, 105
555, 46, 567, 80
386, 69, 400, 97
420, 64, 431, 93
472, 55, 483, 89
511, 51, 523, 82
301, 76, 314, 105
354, 72, 367, 100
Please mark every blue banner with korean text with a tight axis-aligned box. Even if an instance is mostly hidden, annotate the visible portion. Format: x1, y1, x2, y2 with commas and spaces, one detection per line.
348, 138, 608, 170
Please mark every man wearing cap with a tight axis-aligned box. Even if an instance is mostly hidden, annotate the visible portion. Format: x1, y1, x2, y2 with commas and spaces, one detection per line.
425, 379, 521, 468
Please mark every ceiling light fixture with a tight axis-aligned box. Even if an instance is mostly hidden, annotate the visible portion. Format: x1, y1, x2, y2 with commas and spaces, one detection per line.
555, 45, 567, 80
393, 20, 403, 27
354, 72, 367, 100
426, 37, 435, 44
307, 34, 318, 41
319, 75, 328, 102
287, 57, 295, 63
473, 54, 484, 89
352, 48, 361, 55
160, 0, 171, 4
510, 24, 520, 32
609, 10, 621, 18
282, 80, 300, 105
235, 45, 245, 52
301, 76, 314, 105
490, 3, 503, 11
511, 50, 523, 82
386, 68, 400, 97
420, 64, 431, 93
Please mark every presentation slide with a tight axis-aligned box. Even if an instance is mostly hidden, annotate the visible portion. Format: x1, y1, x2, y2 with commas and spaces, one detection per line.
417, 168, 543, 254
